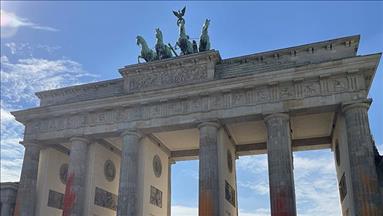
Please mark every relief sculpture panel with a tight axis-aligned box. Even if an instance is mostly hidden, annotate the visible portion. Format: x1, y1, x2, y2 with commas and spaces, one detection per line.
127, 64, 208, 93
225, 181, 236, 207
150, 185, 163, 208
94, 187, 118, 211
47, 190, 64, 210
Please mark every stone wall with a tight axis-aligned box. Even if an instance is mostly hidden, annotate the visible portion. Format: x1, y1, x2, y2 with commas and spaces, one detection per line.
332, 114, 355, 215
84, 142, 121, 216
35, 148, 69, 216
218, 129, 238, 216
138, 138, 170, 216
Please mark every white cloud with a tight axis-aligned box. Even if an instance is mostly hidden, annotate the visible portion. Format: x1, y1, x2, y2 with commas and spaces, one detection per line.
239, 181, 269, 195
1, 10, 58, 38
1, 55, 95, 107
172, 205, 197, 216
4, 42, 61, 56
1, 107, 15, 123
0, 157, 23, 182
171, 205, 270, 216
240, 208, 270, 216
5, 42, 31, 55
0, 106, 24, 182
237, 154, 268, 174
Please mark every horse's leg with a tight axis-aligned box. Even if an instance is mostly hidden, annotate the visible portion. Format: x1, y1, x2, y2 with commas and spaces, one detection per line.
168, 43, 178, 57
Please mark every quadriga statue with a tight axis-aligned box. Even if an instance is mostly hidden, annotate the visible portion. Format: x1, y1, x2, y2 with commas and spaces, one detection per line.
199, 19, 211, 52
136, 35, 157, 63
155, 28, 174, 60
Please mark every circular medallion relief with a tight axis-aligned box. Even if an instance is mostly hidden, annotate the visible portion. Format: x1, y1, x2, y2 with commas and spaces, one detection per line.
227, 150, 233, 173
59, 163, 68, 184
153, 155, 162, 178
104, 160, 116, 182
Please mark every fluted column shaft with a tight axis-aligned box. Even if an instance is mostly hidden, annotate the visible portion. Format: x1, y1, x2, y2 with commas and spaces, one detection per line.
16, 142, 41, 216
264, 113, 297, 216
198, 122, 220, 216
1, 201, 13, 216
62, 137, 90, 216
343, 102, 382, 215
117, 130, 142, 216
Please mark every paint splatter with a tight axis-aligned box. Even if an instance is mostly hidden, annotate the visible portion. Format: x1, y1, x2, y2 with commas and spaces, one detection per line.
62, 172, 76, 216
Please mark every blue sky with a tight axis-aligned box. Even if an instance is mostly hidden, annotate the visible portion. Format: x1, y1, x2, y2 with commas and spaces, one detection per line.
1, 1, 382, 215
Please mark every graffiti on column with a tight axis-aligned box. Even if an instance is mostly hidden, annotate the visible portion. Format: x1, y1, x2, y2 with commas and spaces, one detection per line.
62, 172, 75, 216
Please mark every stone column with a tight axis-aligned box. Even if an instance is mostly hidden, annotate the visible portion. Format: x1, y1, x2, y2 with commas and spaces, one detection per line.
198, 121, 220, 216
16, 142, 41, 216
343, 102, 382, 215
264, 113, 297, 216
1, 203, 12, 216
117, 130, 142, 216
62, 137, 90, 216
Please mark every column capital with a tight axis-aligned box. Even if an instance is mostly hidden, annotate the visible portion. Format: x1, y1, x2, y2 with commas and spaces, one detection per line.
120, 129, 143, 138
169, 158, 176, 165
197, 121, 221, 129
342, 101, 371, 113
70, 136, 90, 144
264, 113, 289, 122
20, 140, 42, 149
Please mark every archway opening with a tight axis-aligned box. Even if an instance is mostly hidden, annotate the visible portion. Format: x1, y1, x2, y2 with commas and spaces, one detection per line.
236, 154, 270, 215
171, 159, 199, 216
293, 149, 340, 215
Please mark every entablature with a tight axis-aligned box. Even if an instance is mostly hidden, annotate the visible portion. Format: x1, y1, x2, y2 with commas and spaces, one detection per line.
11, 53, 380, 142
13, 53, 380, 122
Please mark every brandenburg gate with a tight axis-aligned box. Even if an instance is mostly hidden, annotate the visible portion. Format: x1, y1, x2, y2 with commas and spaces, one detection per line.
5, 8, 383, 216
8, 34, 382, 216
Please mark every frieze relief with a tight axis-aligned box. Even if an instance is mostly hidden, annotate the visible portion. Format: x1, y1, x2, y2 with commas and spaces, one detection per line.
25, 73, 365, 135
279, 83, 295, 100
126, 63, 209, 93
302, 81, 321, 97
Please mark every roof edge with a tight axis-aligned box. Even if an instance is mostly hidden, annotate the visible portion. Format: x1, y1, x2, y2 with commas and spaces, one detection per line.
220, 35, 360, 63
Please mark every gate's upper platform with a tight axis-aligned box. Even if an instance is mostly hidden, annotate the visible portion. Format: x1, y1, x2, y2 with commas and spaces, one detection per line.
35, 35, 364, 107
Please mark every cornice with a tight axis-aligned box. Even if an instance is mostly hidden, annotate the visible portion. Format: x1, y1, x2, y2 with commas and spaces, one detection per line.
118, 50, 221, 76
35, 78, 123, 99
220, 35, 360, 64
